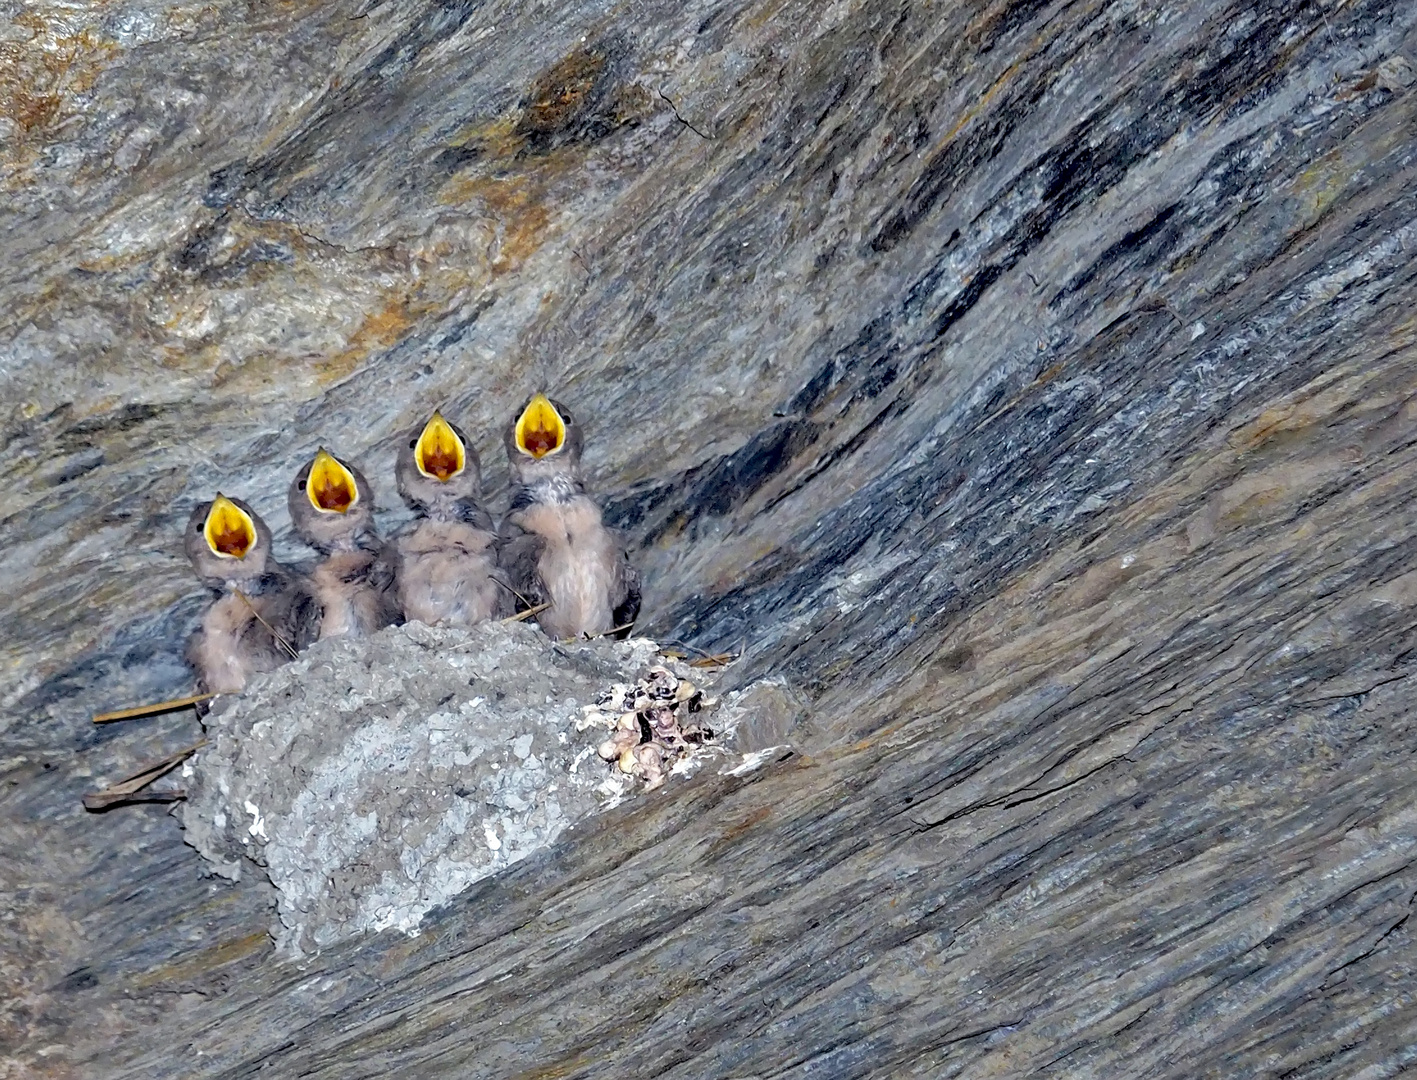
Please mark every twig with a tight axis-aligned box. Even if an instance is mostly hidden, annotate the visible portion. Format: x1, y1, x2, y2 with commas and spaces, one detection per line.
502, 602, 551, 624
93, 693, 215, 724
688, 653, 736, 668
490, 575, 537, 610
82, 740, 206, 812
587, 621, 638, 640
83, 788, 187, 810
234, 590, 299, 660
660, 639, 739, 665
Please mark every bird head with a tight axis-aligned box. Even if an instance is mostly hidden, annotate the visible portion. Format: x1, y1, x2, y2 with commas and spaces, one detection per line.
186, 494, 272, 585
288, 448, 376, 553
396, 410, 483, 513
504, 393, 584, 486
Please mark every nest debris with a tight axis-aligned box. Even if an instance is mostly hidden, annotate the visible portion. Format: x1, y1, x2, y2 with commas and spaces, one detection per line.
578, 664, 717, 791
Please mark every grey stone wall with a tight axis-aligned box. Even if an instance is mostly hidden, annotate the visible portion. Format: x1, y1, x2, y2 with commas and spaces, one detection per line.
2, 0, 1416, 1075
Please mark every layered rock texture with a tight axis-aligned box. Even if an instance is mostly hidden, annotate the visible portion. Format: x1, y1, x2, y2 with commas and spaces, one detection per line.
3, 0, 1417, 1074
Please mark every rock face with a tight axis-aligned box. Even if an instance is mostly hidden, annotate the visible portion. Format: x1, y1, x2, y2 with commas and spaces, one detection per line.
3, 0, 1417, 1076
182, 622, 685, 956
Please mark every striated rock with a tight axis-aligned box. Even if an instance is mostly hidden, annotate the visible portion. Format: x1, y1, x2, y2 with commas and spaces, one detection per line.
1, 0, 1416, 1076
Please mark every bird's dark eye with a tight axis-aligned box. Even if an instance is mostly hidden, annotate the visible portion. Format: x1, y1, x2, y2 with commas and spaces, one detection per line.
409, 439, 417, 449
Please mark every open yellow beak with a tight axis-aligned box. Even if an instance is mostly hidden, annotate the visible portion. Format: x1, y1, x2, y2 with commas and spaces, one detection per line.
305, 448, 359, 514
514, 393, 565, 459
204, 495, 257, 560
415, 411, 466, 482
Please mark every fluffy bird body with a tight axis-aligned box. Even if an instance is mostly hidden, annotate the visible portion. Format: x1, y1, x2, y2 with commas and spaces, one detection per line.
184, 495, 320, 695
499, 395, 639, 639
288, 449, 399, 640
305, 550, 396, 638
391, 412, 506, 627
391, 510, 503, 626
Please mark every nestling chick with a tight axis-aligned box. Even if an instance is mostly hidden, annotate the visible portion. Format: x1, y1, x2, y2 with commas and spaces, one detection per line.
389, 411, 506, 626
185, 494, 320, 695
288, 448, 400, 639
498, 393, 640, 639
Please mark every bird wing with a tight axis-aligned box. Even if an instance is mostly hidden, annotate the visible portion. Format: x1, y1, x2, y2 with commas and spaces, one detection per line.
496, 515, 548, 613
610, 539, 641, 638
292, 588, 325, 651
261, 571, 323, 654
363, 535, 405, 627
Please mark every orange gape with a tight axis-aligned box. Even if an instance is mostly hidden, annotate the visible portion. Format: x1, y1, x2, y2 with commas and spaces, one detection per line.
416, 412, 465, 482
520, 425, 560, 457
312, 479, 352, 511
204, 495, 256, 559
306, 449, 359, 514
419, 442, 462, 482
515, 394, 565, 458
210, 522, 253, 558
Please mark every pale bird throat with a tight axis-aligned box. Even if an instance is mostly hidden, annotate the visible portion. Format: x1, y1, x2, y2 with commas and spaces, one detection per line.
306, 449, 360, 514
204, 495, 256, 560
515, 393, 565, 459
415, 411, 466, 482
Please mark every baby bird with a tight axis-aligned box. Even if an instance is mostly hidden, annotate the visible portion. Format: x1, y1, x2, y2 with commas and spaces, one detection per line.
184, 494, 321, 695
498, 393, 640, 639
389, 410, 506, 626
287, 447, 400, 640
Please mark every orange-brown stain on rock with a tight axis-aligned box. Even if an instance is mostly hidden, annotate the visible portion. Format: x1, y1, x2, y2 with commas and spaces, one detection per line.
129, 930, 270, 989
434, 40, 659, 278
744, 0, 791, 31
517, 45, 609, 137
483, 178, 553, 272
1227, 367, 1415, 453
707, 804, 774, 857
1216, 485, 1287, 529
1029, 360, 1066, 388
509, 1054, 598, 1080
0, 23, 118, 142
442, 113, 523, 163
439, 162, 555, 274
318, 296, 413, 384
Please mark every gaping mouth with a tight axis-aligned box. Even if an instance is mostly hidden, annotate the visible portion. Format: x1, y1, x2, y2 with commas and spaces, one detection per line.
415, 411, 466, 482
514, 393, 565, 459
204, 495, 257, 560
306, 449, 359, 514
